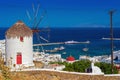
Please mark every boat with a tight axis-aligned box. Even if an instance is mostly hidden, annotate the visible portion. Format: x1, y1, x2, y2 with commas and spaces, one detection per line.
65, 40, 90, 44
45, 46, 65, 53
62, 52, 66, 54
54, 46, 65, 50
45, 49, 58, 53
82, 48, 89, 52
65, 40, 80, 44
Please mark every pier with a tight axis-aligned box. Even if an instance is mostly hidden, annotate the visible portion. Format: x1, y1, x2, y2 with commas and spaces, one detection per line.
33, 42, 64, 46
102, 37, 120, 40
33, 41, 90, 46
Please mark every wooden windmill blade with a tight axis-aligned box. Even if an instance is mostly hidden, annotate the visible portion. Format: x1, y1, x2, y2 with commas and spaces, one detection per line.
26, 10, 32, 21
33, 8, 49, 43
40, 25, 51, 41
39, 36, 49, 42
26, 3, 38, 29
35, 4, 40, 18
32, 3, 40, 30
32, 3, 36, 13
35, 26, 50, 43
26, 2, 50, 44
27, 3, 42, 33
34, 10, 47, 30
35, 32, 45, 52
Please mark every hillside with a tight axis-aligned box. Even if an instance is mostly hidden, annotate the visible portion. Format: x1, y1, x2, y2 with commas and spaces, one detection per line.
0, 70, 120, 80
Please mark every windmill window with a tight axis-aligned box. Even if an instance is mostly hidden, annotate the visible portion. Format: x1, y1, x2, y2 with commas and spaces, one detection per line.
20, 37, 24, 42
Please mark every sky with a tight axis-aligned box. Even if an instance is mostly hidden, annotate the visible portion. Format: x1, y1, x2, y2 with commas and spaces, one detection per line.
0, 0, 120, 28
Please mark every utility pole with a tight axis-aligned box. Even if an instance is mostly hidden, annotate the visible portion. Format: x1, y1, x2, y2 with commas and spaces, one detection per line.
109, 10, 115, 74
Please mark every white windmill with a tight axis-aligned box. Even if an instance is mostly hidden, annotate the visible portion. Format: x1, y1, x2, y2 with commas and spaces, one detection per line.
5, 20, 34, 69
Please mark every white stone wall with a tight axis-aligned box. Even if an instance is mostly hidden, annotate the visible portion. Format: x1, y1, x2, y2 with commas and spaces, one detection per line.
5, 36, 34, 69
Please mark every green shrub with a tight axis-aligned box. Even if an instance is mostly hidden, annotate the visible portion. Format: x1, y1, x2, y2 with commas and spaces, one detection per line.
63, 60, 91, 72
95, 62, 118, 74
50, 60, 119, 74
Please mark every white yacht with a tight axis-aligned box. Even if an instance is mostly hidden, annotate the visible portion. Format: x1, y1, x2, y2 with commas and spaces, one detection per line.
65, 40, 80, 44
65, 40, 90, 44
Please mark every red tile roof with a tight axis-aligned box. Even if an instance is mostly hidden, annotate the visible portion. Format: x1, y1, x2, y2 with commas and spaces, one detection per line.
66, 56, 75, 61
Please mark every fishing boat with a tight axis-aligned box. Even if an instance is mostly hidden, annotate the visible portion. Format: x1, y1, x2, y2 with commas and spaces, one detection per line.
62, 52, 66, 54
82, 48, 89, 52
45, 46, 65, 53
54, 46, 65, 50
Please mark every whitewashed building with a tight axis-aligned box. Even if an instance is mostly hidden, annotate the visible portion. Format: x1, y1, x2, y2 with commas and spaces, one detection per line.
5, 20, 34, 69
113, 50, 120, 60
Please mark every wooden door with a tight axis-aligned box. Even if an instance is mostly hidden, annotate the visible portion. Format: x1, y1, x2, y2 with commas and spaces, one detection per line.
16, 53, 22, 64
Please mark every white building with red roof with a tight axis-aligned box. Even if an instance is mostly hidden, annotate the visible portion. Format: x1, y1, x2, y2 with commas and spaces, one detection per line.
66, 55, 75, 63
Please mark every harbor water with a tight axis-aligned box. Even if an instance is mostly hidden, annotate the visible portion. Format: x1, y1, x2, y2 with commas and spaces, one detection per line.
1, 27, 120, 59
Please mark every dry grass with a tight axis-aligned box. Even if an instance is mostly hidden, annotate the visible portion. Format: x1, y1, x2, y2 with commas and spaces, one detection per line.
33, 61, 44, 68
119, 70, 120, 74
0, 58, 120, 80
0, 70, 120, 80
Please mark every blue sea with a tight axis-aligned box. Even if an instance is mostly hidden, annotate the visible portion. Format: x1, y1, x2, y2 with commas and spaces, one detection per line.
1, 27, 120, 59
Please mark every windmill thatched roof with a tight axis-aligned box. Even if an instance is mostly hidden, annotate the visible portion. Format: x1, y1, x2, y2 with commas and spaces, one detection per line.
6, 20, 32, 39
